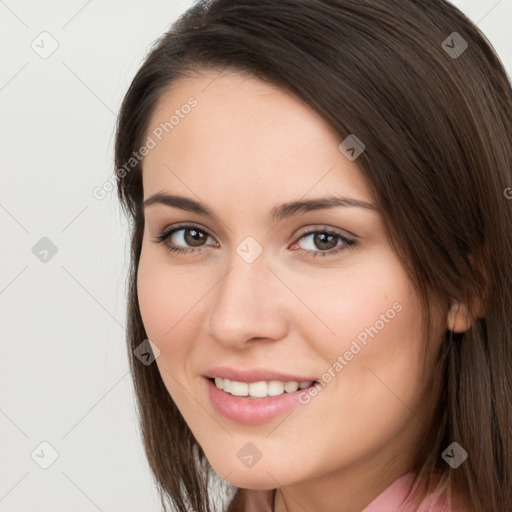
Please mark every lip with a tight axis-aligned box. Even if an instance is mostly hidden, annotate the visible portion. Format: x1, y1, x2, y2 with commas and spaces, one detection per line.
203, 366, 318, 384
204, 377, 316, 424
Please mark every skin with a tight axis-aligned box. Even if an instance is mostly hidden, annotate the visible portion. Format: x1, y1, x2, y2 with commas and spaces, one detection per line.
136, 69, 471, 512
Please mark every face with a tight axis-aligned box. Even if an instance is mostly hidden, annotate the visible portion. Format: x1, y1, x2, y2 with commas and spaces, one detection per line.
137, 69, 447, 493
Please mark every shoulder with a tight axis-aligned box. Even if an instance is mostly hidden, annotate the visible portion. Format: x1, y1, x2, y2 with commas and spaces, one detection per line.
362, 470, 470, 512
418, 472, 470, 512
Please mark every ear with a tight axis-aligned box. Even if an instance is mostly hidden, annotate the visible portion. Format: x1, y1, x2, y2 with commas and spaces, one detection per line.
447, 251, 488, 332
447, 301, 470, 333
446, 296, 485, 333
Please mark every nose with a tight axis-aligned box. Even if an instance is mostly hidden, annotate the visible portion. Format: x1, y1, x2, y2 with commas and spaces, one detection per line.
206, 255, 289, 349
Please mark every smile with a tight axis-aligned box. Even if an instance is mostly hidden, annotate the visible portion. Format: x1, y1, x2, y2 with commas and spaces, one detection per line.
205, 377, 320, 424
212, 377, 315, 398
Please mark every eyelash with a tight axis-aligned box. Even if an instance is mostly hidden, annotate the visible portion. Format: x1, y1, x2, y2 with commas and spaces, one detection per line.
152, 222, 357, 259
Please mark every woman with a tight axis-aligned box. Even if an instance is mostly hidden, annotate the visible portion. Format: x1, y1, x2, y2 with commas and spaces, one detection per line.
114, 1, 512, 510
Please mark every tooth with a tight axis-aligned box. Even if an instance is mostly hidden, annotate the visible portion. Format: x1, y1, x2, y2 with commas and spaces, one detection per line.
230, 381, 249, 396
267, 380, 285, 396
248, 381, 268, 397
215, 377, 314, 397
222, 378, 232, 392
284, 381, 299, 393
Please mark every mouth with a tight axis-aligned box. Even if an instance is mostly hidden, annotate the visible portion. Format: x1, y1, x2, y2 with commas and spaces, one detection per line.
207, 376, 320, 399
204, 375, 320, 424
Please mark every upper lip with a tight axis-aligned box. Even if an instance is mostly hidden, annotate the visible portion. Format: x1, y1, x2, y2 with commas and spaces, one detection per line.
203, 366, 318, 383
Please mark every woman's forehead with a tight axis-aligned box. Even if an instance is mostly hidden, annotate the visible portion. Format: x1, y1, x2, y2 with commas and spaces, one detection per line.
141, 71, 371, 205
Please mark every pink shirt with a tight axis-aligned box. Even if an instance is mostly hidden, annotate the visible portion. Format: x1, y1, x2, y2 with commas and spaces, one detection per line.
362, 471, 463, 512
227, 471, 465, 512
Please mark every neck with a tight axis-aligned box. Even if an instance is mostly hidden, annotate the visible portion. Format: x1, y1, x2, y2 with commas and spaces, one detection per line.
272, 441, 418, 512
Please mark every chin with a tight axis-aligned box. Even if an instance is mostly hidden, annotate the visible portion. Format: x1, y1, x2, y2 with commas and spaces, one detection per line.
207, 457, 289, 490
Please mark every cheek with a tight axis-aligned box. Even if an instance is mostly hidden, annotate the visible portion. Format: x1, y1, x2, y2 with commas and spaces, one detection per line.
136, 244, 203, 341
136, 244, 219, 391
136, 249, 200, 401
283, 252, 429, 431
136, 257, 173, 341
286, 253, 416, 358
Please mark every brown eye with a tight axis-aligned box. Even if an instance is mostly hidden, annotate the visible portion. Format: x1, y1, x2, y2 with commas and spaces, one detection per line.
291, 227, 357, 259
153, 224, 217, 255
180, 228, 208, 247
311, 232, 338, 251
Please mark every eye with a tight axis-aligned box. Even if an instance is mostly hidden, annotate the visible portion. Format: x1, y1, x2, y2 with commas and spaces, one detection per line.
152, 223, 357, 258
291, 226, 357, 258
152, 223, 217, 255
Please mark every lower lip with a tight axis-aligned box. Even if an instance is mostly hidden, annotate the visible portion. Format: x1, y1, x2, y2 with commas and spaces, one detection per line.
204, 378, 314, 424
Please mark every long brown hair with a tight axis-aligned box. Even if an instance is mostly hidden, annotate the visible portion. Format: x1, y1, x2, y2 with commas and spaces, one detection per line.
114, 1, 512, 510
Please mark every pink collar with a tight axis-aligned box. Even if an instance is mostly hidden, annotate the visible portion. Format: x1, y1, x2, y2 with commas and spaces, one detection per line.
228, 471, 464, 512
362, 471, 461, 512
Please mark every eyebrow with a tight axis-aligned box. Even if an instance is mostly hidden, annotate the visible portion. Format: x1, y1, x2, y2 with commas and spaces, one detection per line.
142, 192, 378, 222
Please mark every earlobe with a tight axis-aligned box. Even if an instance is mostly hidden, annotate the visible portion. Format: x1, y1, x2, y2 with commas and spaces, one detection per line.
446, 297, 485, 333
447, 302, 470, 333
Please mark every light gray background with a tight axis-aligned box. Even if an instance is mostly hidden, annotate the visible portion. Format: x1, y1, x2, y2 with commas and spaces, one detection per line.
1, 1, 511, 511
